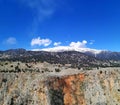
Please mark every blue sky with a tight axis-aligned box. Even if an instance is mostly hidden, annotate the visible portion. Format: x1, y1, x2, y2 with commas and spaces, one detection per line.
0, 0, 120, 51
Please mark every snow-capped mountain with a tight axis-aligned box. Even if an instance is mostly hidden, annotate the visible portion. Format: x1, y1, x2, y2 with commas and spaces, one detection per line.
0, 49, 113, 68
32, 46, 120, 60
32, 46, 103, 54
1, 48, 120, 61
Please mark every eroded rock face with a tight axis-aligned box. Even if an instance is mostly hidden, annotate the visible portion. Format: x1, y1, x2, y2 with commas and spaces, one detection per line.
0, 73, 49, 105
47, 69, 120, 105
0, 68, 120, 105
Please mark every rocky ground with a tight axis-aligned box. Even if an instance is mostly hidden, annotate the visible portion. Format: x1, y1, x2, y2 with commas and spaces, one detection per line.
0, 61, 120, 105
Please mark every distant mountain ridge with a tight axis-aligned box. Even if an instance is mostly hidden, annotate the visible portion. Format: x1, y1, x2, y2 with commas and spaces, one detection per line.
84, 50, 120, 60
1, 48, 120, 61
0, 48, 120, 68
40, 47, 120, 61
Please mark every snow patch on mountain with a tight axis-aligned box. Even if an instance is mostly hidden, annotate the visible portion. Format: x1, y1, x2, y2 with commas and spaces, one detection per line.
32, 46, 103, 54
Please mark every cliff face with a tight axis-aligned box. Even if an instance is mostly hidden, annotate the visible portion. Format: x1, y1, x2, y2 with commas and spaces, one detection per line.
0, 68, 120, 105
48, 68, 120, 105
0, 73, 49, 105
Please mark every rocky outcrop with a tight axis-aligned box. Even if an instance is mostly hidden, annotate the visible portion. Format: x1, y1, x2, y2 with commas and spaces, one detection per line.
47, 68, 120, 105
0, 73, 49, 105
0, 68, 120, 105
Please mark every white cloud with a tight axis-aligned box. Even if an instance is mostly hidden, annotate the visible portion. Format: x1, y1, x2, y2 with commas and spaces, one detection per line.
54, 42, 61, 46
31, 37, 52, 46
5, 37, 17, 45
12, 0, 69, 34
89, 40, 95, 45
17, 0, 64, 22
70, 40, 87, 48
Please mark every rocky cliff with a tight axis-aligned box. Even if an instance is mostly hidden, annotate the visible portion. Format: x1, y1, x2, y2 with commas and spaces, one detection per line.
0, 68, 120, 105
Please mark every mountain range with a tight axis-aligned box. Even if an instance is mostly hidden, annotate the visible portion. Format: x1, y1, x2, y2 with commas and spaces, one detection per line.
33, 47, 120, 60
0, 48, 120, 68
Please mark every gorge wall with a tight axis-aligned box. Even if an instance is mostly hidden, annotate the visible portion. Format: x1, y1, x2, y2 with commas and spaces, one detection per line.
0, 68, 120, 105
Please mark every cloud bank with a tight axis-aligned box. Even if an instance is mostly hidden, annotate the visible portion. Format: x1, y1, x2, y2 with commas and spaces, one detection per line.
30, 37, 102, 54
